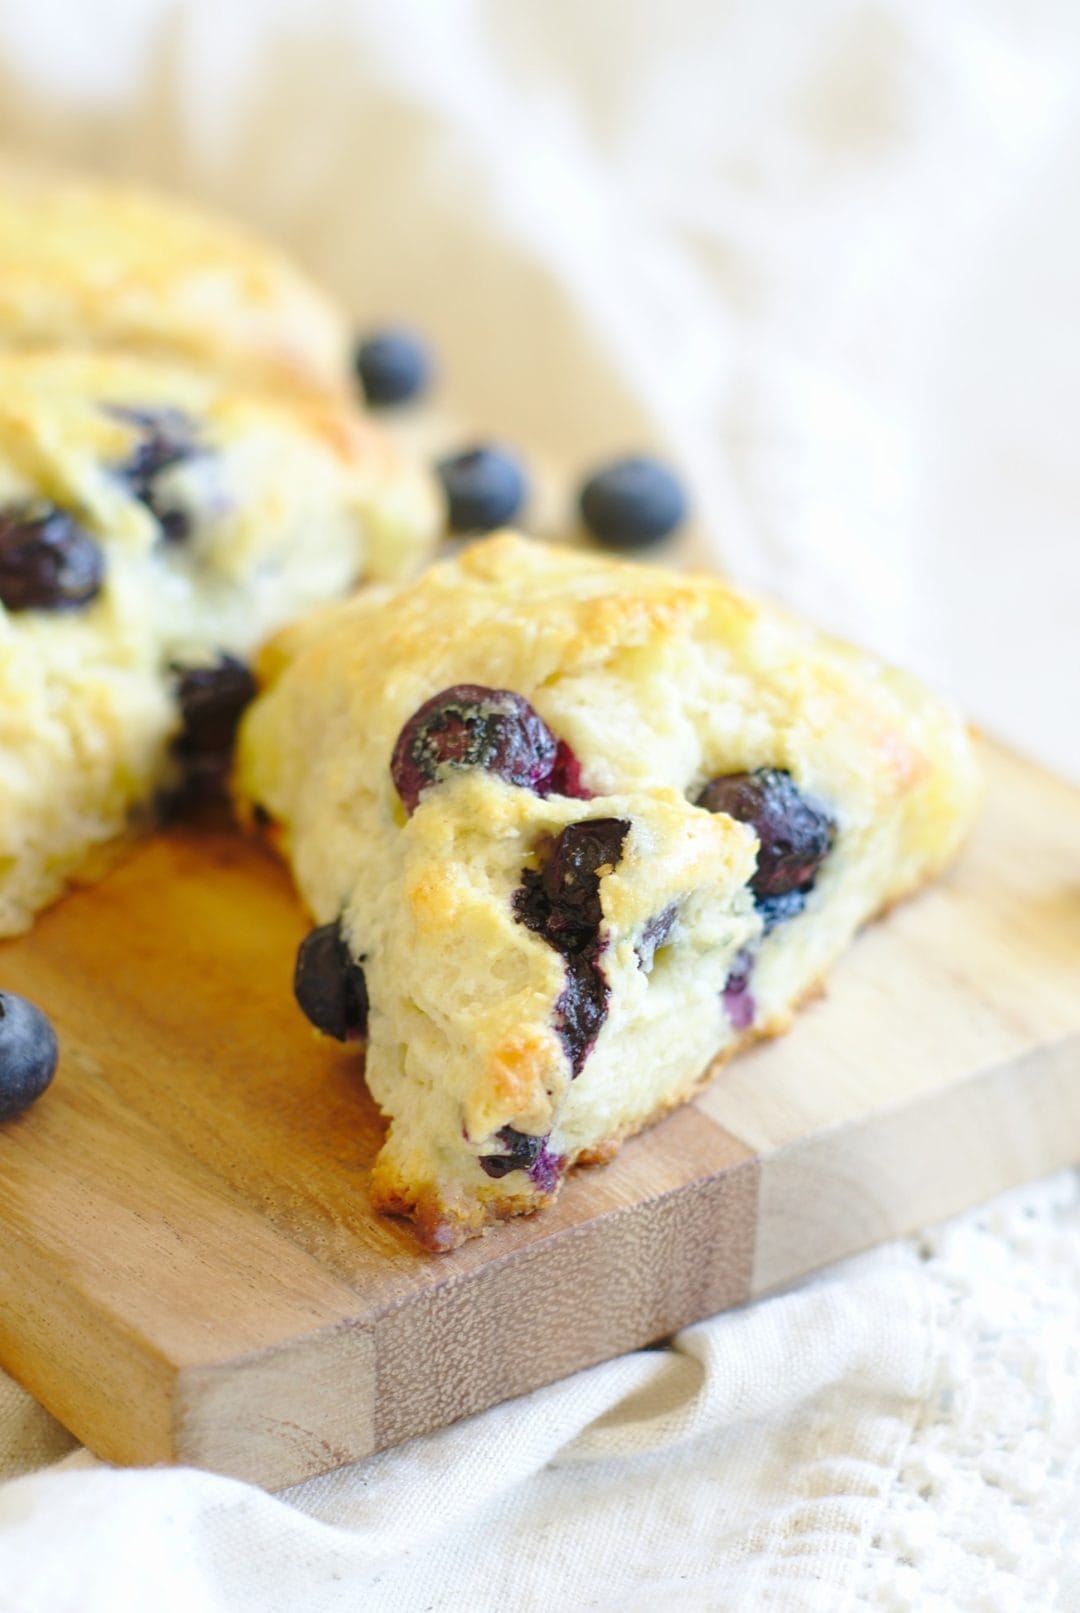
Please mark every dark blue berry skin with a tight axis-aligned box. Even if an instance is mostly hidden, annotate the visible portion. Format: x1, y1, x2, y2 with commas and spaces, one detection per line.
174, 656, 257, 758
392, 684, 566, 815
695, 768, 835, 927
578, 456, 687, 549
354, 330, 432, 407
514, 818, 629, 1076
0, 505, 104, 612
479, 1126, 563, 1192
0, 993, 59, 1121
436, 446, 527, 534
294, 923, 369, 1042
104, 404, 202, 542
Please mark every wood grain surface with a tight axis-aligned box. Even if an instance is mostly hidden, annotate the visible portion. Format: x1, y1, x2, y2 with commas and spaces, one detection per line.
0, 739, 1077, 1490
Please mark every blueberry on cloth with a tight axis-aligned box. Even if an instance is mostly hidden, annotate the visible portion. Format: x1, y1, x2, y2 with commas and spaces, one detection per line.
435, 446, 527, 534
391, 684, 560, 814
0, 993, 59, 1121
695, 768, 835, 924
578, 456, 687, 549
294, 922, 369, 1042
354, 329, 432, 407
0, 505, 104, 611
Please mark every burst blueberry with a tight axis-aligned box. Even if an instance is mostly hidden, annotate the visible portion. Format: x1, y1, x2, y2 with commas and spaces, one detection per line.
436, 445, 527, 533
0, 992, 59, 1122
294, 922, 369, 1042
696, 768, 835, 923
354, 329, 432, 407
578, 455, 687, 550
0, 505, 104, 611
514, 818, 629, 1076
105, 404, 201, 542
173, 656, 257, 757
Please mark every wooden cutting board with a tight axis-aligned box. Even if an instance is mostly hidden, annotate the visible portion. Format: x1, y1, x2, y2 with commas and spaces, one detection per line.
0, 738, 1078, 1491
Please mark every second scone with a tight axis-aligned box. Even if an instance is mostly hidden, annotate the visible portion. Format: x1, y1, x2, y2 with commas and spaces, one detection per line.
0, 347, 440, 934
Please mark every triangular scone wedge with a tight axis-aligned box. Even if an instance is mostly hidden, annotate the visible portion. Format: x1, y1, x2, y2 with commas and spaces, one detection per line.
236, 533, 980, 1250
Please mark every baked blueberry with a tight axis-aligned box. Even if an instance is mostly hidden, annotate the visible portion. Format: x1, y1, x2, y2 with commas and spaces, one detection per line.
722, 948, 755, 1031
637, 903, 678, 972
354, 329, 432, 407
578, 456, 687, 549
436, 446, 527, 533
174, 656, 257, 758
514, 818, 629, 1075
479, 1126, 564, 1193
0, 992, 59, 1121
294, 922, 369, 1042
392, 684, 559, 814
0, 504, 104, 611
105, 404, 201, 542
696, 768, 835, 921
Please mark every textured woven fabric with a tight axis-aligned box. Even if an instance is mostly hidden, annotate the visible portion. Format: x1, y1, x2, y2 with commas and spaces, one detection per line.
0, 3, 1078, 1608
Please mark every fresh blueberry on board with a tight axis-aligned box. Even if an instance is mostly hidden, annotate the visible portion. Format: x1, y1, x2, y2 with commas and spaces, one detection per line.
0, 992, 59, 1122
391, 684, 588, 814
0, 505, 105, 611
354, 329, 432, 407
436, 446, 527, 534
695, 768, 835, 924
578, 456, 687, 549
294, 922, 369, 1042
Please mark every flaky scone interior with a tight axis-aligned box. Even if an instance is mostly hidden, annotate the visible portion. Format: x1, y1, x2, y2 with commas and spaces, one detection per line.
236, 534, 980, 1250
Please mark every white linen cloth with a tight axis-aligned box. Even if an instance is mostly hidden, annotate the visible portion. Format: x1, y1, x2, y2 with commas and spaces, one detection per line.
0, 3, 1078, 1608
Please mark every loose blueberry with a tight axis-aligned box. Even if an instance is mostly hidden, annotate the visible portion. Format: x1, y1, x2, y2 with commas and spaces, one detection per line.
578, 456, 687, 550
294, 922, 369, 1042
722, 948, 756, 1031
514, 818, 629, 1076
479, 1126, 564, 1193
0, 992, 59, 1121
695, 768, 835, 919
436, 446, 527, 534
105, 404, 201, 541
391, 684, 558, 814
354, 329, 432, 407
637, 903, 678, 972
173, 656, 257, 758
0, 505, 104, 612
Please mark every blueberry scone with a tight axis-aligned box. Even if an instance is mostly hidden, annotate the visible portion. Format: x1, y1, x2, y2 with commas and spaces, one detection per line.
236, 534, 979, 1250
0, 347, 439, 934
0, 166, 349, 391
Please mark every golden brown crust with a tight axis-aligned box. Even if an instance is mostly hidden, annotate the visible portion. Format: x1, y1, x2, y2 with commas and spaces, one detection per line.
0, 164, 350, 391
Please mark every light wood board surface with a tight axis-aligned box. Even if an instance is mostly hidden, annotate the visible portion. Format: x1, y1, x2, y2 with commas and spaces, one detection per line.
0, 739, 1077, 1490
